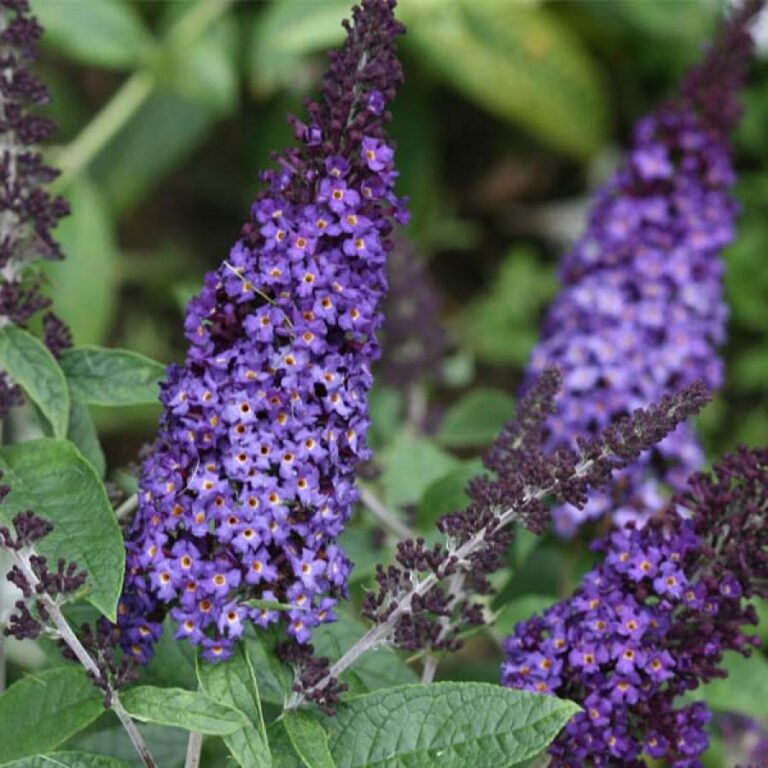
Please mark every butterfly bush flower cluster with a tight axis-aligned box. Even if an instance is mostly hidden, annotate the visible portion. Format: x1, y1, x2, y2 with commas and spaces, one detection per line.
118, 0, 407, 664
503, 447, 768, 767
0, 0, 70, 415
526, 2, 759, 534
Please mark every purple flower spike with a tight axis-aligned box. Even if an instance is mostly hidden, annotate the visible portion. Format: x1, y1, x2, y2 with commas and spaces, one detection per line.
502, 447, 768, 767
526, 2, 761, 534
118, 0, 407, 663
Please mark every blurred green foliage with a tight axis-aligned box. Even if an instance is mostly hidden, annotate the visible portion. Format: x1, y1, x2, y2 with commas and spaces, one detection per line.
21, 0, 768, 760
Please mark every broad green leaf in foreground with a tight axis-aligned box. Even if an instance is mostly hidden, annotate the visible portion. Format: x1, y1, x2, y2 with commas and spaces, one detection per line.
4, 752, 134, 768
283, 710, 336, 768
325, 682, 580, 768
60, 346, 166, 407
0, 439, 124, 620
0, 325, 69, 438
119, 686, 248, 736
197, 644, 272, 767
0, 667, 103, 763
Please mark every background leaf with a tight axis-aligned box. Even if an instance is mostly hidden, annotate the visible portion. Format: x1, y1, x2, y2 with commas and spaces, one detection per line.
416, 460, 483, 531
437, 389, 516, 448
0, 667, 103, 764
45, 177, 119, 346
34, 0, 154, 70
693, 651, 768, 718
60, 347, 166, 407
0, 326, 69, 438
67, 399, 107, 477
0, 439, 124, 620
119, 686, 247, 736
325, 682, 580, 768
197, 644, 272, 767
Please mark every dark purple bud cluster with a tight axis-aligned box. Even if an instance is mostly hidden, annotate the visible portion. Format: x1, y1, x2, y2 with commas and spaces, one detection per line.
276, 640, 347, 715
502, 447, 768, 767
0, 0, 71, 414
1, 496, 86, 641
379, 241, 446, 388
358, 373, 709, 660
524, 2, 761, 534
119, 0, 407, 664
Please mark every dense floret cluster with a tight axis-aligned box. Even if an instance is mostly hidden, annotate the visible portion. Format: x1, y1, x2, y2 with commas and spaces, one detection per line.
526, 2, 759, 533
0, 0, 70, 414
503, 447, 768, 767
119, 0, 407, 663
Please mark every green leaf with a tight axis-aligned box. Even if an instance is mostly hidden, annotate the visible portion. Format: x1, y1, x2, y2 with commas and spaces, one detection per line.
70, 722, 189, 767
416, 460, 483, 530
67, 399, 107, 477
245, 634, 295, 708
268, 721, 304, 768
248, 0, 350, 96
694, 651, 768, 717
119, 686, 248, 736
404, 0, 606, 158
437, 388, 516, 448
0, 439, 124, 620
141, 616, 198, 690
493, 595, 559, 639
34, 0, 154, 69
60, 347, 166, 407
460, 247, 556, 366
0, 326, 69, 438
283, 711, 336, 768
326, 682, 579, 768
91, 90, 215, 216
381, 432, 459, 508
4, 753, 134, 768
197, 644, 272, 767
45, 177, 118, 347
0, 667, 103, 763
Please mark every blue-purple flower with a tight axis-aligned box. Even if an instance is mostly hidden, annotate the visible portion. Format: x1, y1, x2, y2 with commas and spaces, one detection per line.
502, 447, 768, 767
526, 3, 759, 534
119, 0, 407, 663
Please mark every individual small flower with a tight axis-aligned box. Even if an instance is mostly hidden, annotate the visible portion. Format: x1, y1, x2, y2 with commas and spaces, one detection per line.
119, 0, 407, 663
524, 2, 760, 534
502, 447, 768, 767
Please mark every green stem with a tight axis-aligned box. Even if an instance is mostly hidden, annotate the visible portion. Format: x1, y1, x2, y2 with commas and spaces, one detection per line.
51, 0, 233, 192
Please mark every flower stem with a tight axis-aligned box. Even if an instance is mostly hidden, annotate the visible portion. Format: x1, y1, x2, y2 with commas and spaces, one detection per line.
185, 732, 204, 768
10, 548, 157, 768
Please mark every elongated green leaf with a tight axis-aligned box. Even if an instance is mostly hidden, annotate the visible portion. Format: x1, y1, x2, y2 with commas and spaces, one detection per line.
0, 439, 124, 620
268, 721, 303, 768
70, 722, 190, 766
68, 398, 107, 477
197, 644, 272, 767
326, 682, 579, 768
416, 460, 483, 530
5, 752, 134, 768
437, 389, 516, 448
119, 686, 247, 736
284, 711, 336, 768
405, 0, 606, 158
45, 178, 118, 347
0, 326, 69, 438
0, 667, 103, 763
60, 347, 165, 407
245, 635, 295, 708
34, 0, 154, 69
